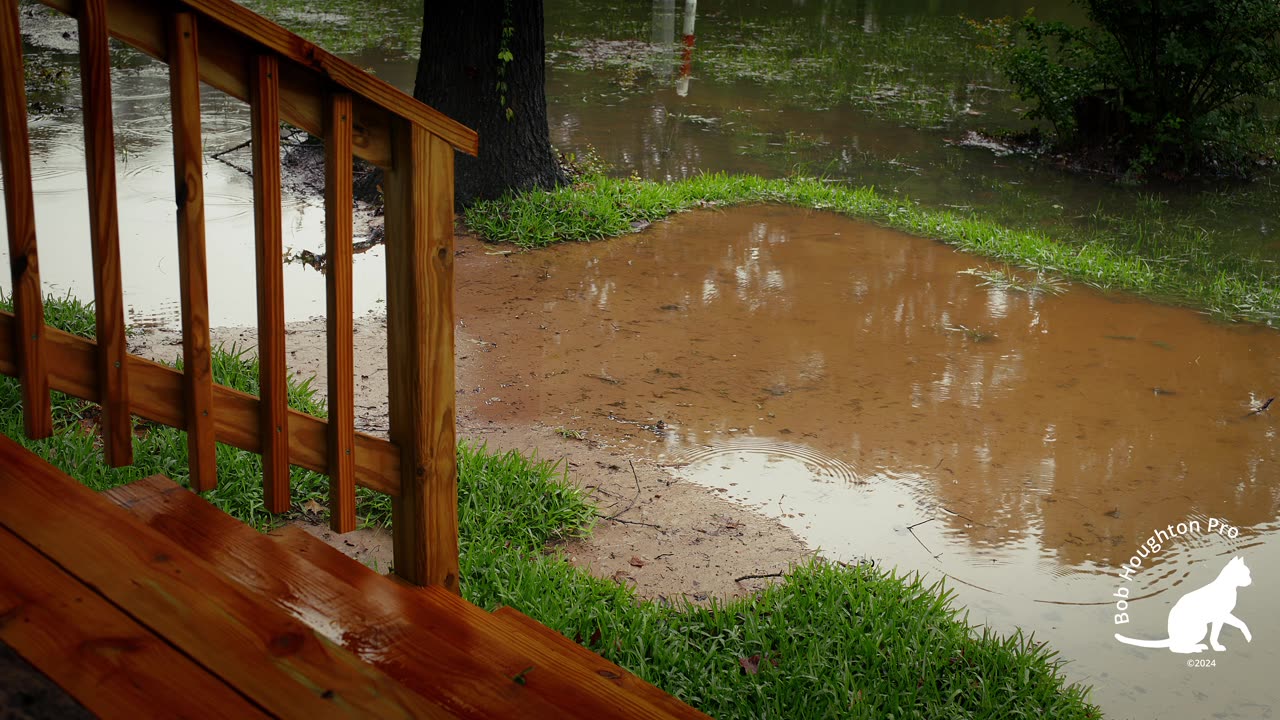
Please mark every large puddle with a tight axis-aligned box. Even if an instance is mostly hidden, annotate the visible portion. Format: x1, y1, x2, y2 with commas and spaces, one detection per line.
5, 4, 1280, 717
456, 205, 1280, 719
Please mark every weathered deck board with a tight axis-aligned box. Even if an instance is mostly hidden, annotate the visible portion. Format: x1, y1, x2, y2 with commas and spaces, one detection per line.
0, 527, 268, 720
491, 606, 711, 720
104, 475, 559, 719
0, 435, 451, 719
277, 526, 708, 719
103, 474, 705, 719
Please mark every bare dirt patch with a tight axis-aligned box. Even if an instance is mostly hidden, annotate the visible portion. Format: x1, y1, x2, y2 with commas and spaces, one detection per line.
128, 259, 808, 602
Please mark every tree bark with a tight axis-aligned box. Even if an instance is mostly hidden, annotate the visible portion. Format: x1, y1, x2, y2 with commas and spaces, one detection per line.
413, 1, 565, 207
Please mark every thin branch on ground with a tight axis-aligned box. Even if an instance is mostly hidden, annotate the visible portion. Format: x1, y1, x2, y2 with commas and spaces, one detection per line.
602, 460, 641, 521
594, 514, 660, 529
735, 571, 784, 582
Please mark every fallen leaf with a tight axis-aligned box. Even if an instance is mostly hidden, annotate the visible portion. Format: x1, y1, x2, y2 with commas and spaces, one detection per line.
738, 654, 778, 675
629, 555, 647, 568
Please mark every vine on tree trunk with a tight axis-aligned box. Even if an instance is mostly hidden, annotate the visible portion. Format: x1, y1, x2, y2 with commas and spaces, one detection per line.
495, 0, 515, 122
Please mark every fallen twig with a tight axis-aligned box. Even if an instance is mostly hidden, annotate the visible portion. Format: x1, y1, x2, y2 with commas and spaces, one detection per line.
594, 514, 661, 529
1246, 397, 1274, 417
602, 460, 642, 521
735, 571, 783, 583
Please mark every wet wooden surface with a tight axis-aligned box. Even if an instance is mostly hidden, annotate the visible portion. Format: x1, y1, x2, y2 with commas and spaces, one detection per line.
0, 434, 450, 719
104, 474, 708, 719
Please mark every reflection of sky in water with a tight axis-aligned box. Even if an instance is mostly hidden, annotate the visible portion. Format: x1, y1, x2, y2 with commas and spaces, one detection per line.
0, 66, 386, 329
459, 205, 1280, 719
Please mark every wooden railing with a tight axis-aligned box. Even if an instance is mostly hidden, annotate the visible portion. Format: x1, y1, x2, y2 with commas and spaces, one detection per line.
0, 0, 478, 590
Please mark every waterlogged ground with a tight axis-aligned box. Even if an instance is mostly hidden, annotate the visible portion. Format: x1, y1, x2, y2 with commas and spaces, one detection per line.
457, 205, 1280, 719
4, 2, 1280, 718
545, 0, 1280, 262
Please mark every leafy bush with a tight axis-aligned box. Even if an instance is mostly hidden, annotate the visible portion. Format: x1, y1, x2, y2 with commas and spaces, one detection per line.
980, 0, 1280, 175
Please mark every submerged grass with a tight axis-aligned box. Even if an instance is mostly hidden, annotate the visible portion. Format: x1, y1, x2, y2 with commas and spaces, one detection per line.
550, 9, 1011, 130
465, 173, 1280, 326
1, 295, 1101, 718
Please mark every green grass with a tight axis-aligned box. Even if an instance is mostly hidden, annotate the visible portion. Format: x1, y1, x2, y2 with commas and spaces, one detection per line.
0, 294, 392, 529
464, 173, 1280, 327
0, 295, 1101, 718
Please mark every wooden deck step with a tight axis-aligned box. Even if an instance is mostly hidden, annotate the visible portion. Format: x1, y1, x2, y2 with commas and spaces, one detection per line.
104, 474, 708, 719
489, 606, 708, 719
0, 526, 268, 720
104, 475, 544, 719
0, 435, 451, 719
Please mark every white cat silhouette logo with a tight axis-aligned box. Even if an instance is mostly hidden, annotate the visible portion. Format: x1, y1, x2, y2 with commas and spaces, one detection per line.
1115, 556, 1253, 654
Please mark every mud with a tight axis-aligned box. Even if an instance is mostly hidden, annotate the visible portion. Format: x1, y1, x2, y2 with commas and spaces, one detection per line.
131, 308, 809, 605
444, 205, 1280, 719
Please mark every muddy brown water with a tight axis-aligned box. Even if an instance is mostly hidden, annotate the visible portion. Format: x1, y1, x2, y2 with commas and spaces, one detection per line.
456, 205, 1280, 719
5, 4, 1279, 717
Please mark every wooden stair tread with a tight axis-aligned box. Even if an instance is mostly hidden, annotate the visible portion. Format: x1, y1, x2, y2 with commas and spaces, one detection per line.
104, 475, 543, 719
104, 474, 707, 719
490, 606, 709, 720
0, 526, 267, 720
0, 435, 451, 720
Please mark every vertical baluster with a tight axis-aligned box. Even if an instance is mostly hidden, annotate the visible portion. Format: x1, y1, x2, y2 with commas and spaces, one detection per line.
251, 55, 289, 512
385, 121, 459, 591
167, 12, 215, 491
0, 0, 50, 439
324, 92, 355, 533
77, 0, 132, 467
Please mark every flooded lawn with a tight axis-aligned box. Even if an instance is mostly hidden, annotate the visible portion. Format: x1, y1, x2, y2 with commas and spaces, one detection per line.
456, 205, 1280, 719
4, 1, 1279, 717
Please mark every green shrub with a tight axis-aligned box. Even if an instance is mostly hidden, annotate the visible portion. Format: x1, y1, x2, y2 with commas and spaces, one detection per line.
980, 0, 1280, 175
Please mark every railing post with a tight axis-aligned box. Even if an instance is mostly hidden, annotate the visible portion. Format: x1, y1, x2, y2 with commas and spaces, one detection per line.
0, 0, 51, 440
324, 91, 356, 534
384, 119, 459, 591
167, 12, 217, 492
250, 54, 290, 512
77, 0, 132, 467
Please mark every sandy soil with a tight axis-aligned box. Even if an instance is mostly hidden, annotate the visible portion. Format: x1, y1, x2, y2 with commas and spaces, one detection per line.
130, 304, 809, 603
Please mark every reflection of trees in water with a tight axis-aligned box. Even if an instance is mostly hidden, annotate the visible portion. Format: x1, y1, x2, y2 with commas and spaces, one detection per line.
565, 209, 1280, 566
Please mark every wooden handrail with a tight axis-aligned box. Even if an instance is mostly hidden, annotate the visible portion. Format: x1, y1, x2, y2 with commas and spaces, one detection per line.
1, 0, 469, 590
39, 0, 478, 164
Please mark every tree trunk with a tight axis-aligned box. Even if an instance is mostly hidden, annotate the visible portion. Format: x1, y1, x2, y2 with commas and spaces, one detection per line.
413, 1, 565, 207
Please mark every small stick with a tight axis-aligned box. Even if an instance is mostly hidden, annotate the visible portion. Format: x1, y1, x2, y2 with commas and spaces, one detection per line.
735, 571, 783, 582
595, 514, 661, 529
603, 460, 642, 521
1247, 397, 1274, 416
211, 138, 252, 160
940, 506, 991, 528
